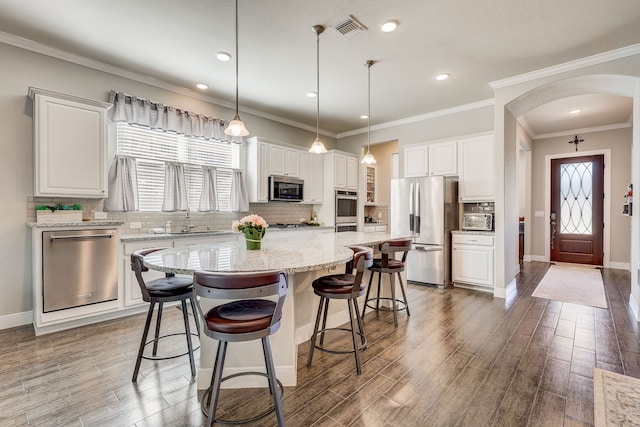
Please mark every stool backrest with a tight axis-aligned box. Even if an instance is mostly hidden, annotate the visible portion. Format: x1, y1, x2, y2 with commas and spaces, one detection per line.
193, 270, 288, 331
347, 245, 374, 296
379, 238, 412, 267
131, 247, 172, 301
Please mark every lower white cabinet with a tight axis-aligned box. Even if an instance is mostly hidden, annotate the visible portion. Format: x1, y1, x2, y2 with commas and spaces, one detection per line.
452, 233, 494, 290
363, 224, 387, 232
122, 240, 174, 306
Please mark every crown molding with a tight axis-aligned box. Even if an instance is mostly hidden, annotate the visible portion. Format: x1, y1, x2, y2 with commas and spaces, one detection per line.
490, 43, 640, 90
0, 30, 335, 138
337, 98, 495, 139
532, 121, 631, 140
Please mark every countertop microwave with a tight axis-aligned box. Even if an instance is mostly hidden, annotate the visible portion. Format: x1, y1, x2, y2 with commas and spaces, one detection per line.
269, 175, 303, 202
462, 212, 494, 231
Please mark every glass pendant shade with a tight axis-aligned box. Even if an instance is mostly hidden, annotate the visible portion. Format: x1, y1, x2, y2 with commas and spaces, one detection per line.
224, 114, 250, 137
362, 151, 376, 164
309, 137, 328, 154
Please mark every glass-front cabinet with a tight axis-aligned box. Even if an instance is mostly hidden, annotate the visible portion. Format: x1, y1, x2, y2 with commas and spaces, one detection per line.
365, 165, 376, 205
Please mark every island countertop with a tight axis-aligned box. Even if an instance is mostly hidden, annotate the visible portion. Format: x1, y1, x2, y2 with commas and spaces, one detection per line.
143, 231, 402, 274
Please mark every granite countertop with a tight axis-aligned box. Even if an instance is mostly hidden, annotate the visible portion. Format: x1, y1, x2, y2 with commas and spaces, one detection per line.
121, 225, 335, 242
143, 231, 403, 274
28, 220, 125, 228
452, 230, 495, 236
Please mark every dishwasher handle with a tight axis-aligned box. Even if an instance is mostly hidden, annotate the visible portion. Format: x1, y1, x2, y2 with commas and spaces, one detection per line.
413, 245, 443, 252
49, 233, 114, 241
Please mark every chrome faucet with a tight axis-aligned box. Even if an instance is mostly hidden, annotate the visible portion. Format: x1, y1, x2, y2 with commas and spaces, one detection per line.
183, 208, 195, 232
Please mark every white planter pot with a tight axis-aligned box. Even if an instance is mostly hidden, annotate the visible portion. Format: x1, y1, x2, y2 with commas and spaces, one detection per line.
36, 210, 83, 223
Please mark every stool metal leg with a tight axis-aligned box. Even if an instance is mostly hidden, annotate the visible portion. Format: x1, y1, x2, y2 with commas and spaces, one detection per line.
353, 299, 367, 349
152, 302, 164, 355
307, 296, 325, 368
348, 299, 362, 375
263, 336, 285, 426
319, 297, 330, 347
180, 300, 196, 379
362, 271, 374, 319
397, 272, 410, 317
389, 273, 398, 327
376, 271, 382, 312
132, 301, 155, 382
189, 296, 201, 337
207, 340, 228, 425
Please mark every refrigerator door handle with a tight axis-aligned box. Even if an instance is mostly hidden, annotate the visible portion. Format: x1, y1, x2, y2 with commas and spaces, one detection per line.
409, 182, 415, 233
414, 245, 443, 252
414, 182, 421, 235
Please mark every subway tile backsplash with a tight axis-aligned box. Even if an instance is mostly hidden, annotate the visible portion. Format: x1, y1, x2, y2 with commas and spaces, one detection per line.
27, 196, 315, 234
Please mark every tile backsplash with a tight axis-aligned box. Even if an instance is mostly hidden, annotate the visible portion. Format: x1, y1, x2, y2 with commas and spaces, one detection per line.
28, 197, 315, 234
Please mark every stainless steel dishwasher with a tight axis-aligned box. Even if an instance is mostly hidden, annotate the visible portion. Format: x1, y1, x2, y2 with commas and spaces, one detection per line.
42, 229, 118, 312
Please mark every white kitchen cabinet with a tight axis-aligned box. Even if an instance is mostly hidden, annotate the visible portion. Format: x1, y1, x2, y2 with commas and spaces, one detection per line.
29, 87, 110, 198
246, 137, 270, 202
429, 140, 458, 176
299, 152, 323, 203
452, 233, 494, 290
346, 156, 358, 190
364, 224, 387, 232
404, 140, 457, 177
315, 150, 359, 226
458, 135, 494, 201
365, 165, 377, 205
269, 145, 300, 177
404, 145, 429, 177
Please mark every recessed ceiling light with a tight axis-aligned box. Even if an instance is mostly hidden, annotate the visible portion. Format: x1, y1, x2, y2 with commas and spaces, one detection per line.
436, 73, 450, 81
196, 83, 208, 90
380, 19, 399, 33
306, 91, 317, 98
569, 109, 582, 114
216, 51, 231, 61
360, 114, 369, 119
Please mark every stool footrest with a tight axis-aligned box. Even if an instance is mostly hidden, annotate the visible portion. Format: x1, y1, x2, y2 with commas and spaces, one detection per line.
364, 297, 408, 313
312, 327, 367, 354
201, 371, 284, 425
141, 332, 200, 361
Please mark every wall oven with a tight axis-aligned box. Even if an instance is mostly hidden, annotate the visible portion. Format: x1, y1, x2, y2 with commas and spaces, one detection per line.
335, 190, 358, 232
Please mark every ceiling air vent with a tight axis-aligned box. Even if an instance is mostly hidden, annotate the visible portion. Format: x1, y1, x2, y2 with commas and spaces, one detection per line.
331, 15, 368, 37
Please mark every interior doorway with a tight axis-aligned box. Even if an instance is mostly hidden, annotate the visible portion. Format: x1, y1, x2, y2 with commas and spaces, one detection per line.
550, 154, 604, 265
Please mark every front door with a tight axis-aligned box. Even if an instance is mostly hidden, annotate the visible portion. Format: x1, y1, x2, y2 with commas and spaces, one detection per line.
550, 155, 604, 265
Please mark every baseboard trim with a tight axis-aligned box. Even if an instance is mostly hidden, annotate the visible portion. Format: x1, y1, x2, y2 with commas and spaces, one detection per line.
530, 255, 546, 262
197, 365, 297, 390
523, 255, 532, 262
0, 311, 33, 330
609, 262, 630, 271
494, 277, 517, 299
629, 292, 639, 322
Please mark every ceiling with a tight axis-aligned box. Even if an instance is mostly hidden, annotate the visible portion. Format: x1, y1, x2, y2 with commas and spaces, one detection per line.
0, 0, 638, 137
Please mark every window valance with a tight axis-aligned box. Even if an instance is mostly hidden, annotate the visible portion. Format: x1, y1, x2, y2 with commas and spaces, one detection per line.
109, 91, 243, 144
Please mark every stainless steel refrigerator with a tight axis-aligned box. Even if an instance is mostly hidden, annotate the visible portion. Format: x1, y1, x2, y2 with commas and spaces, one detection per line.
390, 176, 458, 286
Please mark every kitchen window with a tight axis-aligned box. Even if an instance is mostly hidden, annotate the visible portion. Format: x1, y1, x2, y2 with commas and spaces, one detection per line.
116, 122, 240, 211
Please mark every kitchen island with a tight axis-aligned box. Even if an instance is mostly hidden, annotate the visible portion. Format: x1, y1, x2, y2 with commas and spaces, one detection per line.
143, 231, 405, 389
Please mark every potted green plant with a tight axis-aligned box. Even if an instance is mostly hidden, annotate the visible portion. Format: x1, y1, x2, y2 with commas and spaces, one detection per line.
35, 203, 83, 223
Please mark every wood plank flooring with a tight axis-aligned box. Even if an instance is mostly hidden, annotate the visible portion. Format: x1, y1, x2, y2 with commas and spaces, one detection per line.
0, 262, 637, 426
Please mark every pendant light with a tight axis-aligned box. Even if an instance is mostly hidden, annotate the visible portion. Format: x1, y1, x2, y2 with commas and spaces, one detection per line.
361, 60, 376, 164
309, 25, 327, 154
224, 0, 249, 137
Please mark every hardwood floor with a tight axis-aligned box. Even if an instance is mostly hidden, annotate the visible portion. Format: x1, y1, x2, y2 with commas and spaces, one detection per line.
0, 262, 636, 426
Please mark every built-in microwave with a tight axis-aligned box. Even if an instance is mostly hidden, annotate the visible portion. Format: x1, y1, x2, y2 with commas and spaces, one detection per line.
269, 176, 303, 202
462, 212, 494, 231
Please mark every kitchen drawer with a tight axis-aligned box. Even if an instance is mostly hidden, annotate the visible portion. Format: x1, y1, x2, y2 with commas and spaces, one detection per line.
123, 239, 173, 255
452, 234, 494, 246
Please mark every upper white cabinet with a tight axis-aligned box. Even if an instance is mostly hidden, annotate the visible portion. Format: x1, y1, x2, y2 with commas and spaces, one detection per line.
404, 140, 457, 177
300, 152, 323, 203
246, 137, 270, 202
458, 135, 494, 201
29, 87, 110, 198
269, 145, 300, 177
332, 152, 358, 191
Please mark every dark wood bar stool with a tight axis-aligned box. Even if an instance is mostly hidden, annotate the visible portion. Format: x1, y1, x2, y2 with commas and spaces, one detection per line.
130, 248, 200, 382
362, 238, 412, 327
194, 270, 288, 427
307, 246, 373, 375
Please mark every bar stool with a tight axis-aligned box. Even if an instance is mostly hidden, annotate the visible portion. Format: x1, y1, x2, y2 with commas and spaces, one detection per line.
307, 246, 373, 375
130, 248, 200, 382
194, 270, 288, 427
361, 239, 412, 327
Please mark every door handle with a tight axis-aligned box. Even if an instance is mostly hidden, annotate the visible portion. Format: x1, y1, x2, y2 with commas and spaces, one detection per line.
550, 211, 556, 250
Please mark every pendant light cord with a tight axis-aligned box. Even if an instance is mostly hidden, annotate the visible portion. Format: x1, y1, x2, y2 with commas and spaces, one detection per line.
234, 0, 239, 116
367, 62, 371, 151
315, 27, 320, 140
